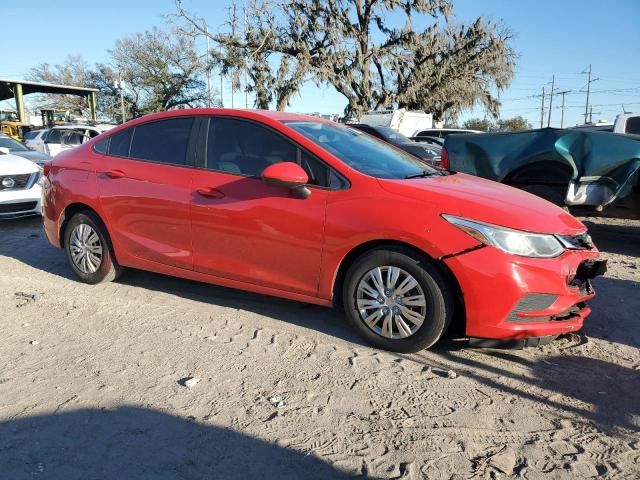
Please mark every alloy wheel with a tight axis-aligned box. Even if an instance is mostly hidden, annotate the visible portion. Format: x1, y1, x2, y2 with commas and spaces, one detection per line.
356, 266, 427, 339
69, 224, 103, 274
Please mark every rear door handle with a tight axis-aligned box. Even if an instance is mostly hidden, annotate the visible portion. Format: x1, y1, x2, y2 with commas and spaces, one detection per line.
196, 187, 225, 199
105, 169, 126, 179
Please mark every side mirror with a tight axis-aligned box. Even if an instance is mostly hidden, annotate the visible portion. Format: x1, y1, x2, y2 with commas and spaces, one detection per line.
261, 162, 311, 199
0, 147, 10, 155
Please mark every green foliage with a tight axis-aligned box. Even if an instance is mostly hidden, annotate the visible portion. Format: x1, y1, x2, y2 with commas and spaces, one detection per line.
462, 115, 532, 132
462, 118, 492, 132
494, 115, 532, 131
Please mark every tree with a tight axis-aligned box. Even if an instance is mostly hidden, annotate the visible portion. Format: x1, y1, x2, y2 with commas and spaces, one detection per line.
28, 56, 94, 115
28, 28, 211, 122
108, 27, 209, 117
462, 118, 492, 132
175, 0, 515, 120
174, 0, 310, 110
495, 115, 531, 131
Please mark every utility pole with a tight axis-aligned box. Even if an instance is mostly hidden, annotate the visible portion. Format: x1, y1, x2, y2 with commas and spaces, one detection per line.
558, 90, 571, 128
205, 25, 212, 108
115, 72, 126, 124
540, 87, 545, 128
243, 7, 249, 109
547, 75, 555, 127
582, 64, 599, 124
219, 46, 224, 108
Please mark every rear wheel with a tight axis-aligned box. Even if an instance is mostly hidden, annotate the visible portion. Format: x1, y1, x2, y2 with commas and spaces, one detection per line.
64, 211, 123, 284
342, 247, 453, 353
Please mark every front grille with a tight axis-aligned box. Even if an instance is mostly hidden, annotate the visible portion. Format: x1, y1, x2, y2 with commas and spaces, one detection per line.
0, 173, 33, 191
506, 293, 558, 322
0, 201, 37, 214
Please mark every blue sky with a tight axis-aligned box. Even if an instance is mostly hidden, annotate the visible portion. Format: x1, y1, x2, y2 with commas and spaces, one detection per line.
1, 0, 639, 126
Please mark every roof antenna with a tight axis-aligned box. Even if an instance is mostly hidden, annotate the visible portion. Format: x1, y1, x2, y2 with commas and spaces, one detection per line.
622, 104, 629, 114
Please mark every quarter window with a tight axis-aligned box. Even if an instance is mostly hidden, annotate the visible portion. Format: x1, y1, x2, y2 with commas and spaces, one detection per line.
130, 118, 194, 165
93, 137, 109, 154
108, 128, 133, 157
301, 151, 346, 188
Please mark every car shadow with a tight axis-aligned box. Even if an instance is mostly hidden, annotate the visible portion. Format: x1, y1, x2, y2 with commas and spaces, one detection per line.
0, 407, 359, 479
583, 219, 640, 257
586, 276, 640, 348
0, 216, 369, 348
401, 349, 640, 434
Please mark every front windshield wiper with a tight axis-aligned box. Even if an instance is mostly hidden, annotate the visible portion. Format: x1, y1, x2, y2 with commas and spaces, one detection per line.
405, 170, 439, 179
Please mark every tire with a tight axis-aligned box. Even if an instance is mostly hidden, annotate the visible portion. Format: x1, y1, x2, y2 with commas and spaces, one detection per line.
64, 211, 123, 284
515, 184, 568, 208
342, 246, 454, 353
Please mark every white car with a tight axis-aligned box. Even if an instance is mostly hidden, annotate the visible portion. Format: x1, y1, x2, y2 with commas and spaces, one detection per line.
23, 129, 49, 152
44, 124, 115, 157
0, 148, 42, 219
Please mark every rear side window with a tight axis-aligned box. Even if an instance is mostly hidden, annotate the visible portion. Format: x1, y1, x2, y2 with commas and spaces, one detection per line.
108, 128, 133, 157
62, 130, 84, 145
46, 129, 62, 144
207, 118, 297, 176
130, 117, 194, 165
625, 117, 640, 135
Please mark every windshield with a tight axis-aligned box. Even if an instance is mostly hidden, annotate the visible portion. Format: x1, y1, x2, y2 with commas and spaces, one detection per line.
0, 136, 29, 151
283, 121, 439, 179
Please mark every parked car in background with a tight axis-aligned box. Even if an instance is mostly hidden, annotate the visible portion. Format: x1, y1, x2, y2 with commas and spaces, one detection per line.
0, 148, 42, 219
571, 112, 640, 136
414, 128, 483, 140
43, 109, 605, 352
23, 129, 49, 152
348, 123, 442, 165
443, 128, 640, 219
0, 133, 50, 166
44, 123, 115, 156
410, 136, 444, 147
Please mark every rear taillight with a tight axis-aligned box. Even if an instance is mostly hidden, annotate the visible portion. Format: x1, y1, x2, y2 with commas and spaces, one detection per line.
441, 146, 449, 169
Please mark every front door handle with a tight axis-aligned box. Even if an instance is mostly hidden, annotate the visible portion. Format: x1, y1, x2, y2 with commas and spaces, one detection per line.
196, 187, 225, 199
105, 169, 126, 179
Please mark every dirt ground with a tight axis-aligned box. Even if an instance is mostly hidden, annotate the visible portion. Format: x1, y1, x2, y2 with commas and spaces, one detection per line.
0, 215, 638, 479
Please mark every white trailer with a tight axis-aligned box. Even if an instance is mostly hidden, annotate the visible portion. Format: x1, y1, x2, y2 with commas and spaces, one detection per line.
359, 109, 438, 137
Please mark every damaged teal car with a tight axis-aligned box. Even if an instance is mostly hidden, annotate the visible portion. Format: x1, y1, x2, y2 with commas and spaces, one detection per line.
442, 127, 640, 219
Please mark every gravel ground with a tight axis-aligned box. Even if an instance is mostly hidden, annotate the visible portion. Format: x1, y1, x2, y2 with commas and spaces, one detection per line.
0, 216, 638, 479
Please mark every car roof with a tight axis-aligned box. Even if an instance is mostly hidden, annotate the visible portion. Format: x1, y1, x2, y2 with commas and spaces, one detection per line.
126, 108, 329, 124
97, 109, 334, 139
51, 124, 114, 131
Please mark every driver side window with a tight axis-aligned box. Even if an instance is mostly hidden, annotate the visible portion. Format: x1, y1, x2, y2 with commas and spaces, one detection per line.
207, 118, 297, 177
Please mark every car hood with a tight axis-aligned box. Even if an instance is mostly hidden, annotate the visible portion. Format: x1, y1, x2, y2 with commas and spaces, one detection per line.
0, 153, 40, 175
11, 149, 51, 165
378, 172, 586, 235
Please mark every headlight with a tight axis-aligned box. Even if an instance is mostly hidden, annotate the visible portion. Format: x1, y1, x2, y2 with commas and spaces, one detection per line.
36, 167, 44, 185
442, 215, 564, 258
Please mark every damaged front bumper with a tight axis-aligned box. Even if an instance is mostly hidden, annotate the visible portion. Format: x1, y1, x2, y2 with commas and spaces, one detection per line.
444, 245, 606, 343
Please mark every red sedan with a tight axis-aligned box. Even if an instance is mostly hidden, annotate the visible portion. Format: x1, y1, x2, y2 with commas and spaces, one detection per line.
42, 109, 606, 352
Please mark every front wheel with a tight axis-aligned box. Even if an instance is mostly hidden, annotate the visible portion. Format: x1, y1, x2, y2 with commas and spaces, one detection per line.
342, 247, 454, 353
64, 211, 123, 284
